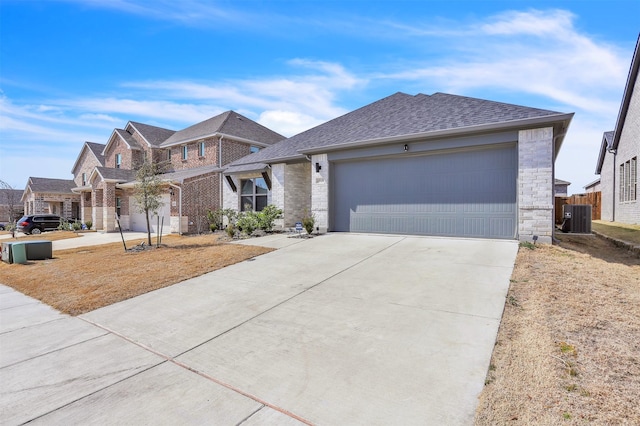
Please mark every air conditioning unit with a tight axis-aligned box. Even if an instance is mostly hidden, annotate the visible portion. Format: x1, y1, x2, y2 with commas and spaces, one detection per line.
561, 204, 592, 234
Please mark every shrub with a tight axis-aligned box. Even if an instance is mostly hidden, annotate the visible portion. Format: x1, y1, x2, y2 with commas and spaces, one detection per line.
302, 210, 315, 235
206, 209, 222, 231
257, 205, 282, 231
71, 221, 82, 231
237, 211, 259, 235
225, 223, 235, 238
85, 220, 92, 230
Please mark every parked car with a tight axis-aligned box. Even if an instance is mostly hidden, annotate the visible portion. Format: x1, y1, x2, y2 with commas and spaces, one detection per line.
16, 214, 63, 234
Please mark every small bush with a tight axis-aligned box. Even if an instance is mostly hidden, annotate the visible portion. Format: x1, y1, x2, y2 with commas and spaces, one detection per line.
71, 221, 82, 231
237, 211, 259, 235
302, 210, 315, 235
85, 220, 92, 230
257, 205, 282, 231
206, 209, 222, 231
225, 224, 235, 238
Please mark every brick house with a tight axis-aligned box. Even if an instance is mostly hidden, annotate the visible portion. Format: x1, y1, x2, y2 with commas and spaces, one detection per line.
595, 35, 640, 224
224, 92, 573, 243
70, 111, 284, 234
22, 177, 80, 219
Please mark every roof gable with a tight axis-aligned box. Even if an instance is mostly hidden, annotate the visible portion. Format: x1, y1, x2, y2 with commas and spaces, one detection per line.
160, 111, 285, 147
595, 131, 615, 174
227, 91, 570, 168
127, 122, 176, 147
71, 141, 106, 174
611, 34, 640, 153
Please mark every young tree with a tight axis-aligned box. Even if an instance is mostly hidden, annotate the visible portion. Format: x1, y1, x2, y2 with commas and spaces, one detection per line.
133, 161, 165, 245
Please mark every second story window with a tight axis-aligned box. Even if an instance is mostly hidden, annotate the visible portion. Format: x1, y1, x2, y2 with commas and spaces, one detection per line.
182, 145, 188, 160
115, 153, 122, 169
167, 149, 172, 161
81, 173, 87, 186
198, 141, 205, 157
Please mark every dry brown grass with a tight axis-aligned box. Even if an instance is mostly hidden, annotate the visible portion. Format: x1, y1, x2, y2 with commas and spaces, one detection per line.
475, 234, 640, 425
1, 230, 83, 242
0, 234, 273, 315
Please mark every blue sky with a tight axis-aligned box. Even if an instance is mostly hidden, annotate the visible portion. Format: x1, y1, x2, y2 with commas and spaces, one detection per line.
0, 0, 638, 194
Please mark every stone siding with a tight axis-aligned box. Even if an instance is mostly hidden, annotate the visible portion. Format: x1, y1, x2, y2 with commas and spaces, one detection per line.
311, 154, 329, 232
518, 127, 554, 243
284, 162, 311, 227
613, 76, 640, 224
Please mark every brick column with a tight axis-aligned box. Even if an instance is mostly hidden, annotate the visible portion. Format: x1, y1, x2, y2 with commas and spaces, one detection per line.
103, 182, 116, 232
518, 127, 554, 243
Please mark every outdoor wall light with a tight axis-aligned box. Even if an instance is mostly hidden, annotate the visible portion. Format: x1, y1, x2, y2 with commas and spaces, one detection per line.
169, 188, 174, 196
404, 144, 409, 152
315, 162, 322, 172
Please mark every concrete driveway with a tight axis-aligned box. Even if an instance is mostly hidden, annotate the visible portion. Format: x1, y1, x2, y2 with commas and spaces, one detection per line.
0, 234, 517, 425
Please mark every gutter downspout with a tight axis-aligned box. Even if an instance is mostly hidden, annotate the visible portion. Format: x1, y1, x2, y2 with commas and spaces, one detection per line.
168, 183, 182, 235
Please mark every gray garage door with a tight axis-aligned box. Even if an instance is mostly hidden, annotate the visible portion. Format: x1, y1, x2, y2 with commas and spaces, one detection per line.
331, 145, 517, 239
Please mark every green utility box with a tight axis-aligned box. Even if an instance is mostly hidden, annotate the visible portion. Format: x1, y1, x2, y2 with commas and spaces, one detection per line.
11, 242, 27, 264
24, 240, 53, 260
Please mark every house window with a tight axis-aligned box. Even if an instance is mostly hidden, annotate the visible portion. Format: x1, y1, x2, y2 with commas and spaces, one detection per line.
82, 173, 87, 186
250, 145, 260, 154
167, 149, 172, 161
116, 197, 122, 218
620, 157, 637, 202
182, 145, 188, 160
198, 141, 205, 157
240, 178, 268, 211
115, 153, 122, 169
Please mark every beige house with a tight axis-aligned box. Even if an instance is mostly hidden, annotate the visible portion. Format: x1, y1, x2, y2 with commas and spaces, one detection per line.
22, 177, 80, 219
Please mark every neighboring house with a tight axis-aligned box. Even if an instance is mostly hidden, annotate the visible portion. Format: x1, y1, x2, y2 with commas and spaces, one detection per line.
70, 141, 106, 225
554, 179, 571, 197
595, 35, 640, 224
584, 178, 601, 193
70, 111, 285, 234
0, 189, 24, 223
224, 92, 573, 243
22, 177, 80, 219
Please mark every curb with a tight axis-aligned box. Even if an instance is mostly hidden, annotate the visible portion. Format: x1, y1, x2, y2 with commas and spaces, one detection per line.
592, 231, 640, 257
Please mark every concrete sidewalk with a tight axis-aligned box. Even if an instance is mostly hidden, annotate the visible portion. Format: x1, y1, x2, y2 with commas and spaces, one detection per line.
1, 233, 518, 425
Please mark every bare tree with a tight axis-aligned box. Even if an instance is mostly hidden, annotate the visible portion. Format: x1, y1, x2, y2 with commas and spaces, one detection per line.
0, 180, 23, 236
133, 161, 165, 245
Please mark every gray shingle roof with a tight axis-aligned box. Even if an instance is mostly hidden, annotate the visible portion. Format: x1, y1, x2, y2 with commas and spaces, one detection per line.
160, 111, 286, 147
86, 142, 106, 166
128, 122, 176, 147
94, 167, 137, 182
115, 129, 141, 150
27, 177, 76, 193
227, 92, 569, 168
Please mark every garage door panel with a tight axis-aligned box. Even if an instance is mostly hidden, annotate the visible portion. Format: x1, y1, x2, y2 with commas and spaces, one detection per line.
332, 145, 517, 239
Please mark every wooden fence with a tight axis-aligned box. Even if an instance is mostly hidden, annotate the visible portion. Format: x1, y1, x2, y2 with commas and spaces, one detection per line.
555, 192, 601, 223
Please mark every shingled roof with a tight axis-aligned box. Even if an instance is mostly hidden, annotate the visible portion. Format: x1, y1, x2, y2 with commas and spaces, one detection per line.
25, 177, 76, 193
226, 91, 572, 172
128, 122, 176, 147
71, 141, 106, 174
92, 167, 137, 182
161, 111, 285, 147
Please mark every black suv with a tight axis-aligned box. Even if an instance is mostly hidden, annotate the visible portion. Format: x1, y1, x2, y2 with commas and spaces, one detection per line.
16, 214, 62, 234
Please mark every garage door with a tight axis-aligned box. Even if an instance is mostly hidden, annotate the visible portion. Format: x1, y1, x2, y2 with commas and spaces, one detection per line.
331, 145, 517, 239
130, 194, 171, 233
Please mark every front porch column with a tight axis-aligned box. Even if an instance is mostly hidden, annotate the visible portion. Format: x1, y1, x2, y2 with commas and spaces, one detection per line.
103, 182, 116, 232
93, 189, 103, 231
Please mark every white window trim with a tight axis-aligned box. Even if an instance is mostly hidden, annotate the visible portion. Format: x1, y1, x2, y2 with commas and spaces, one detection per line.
198, 141, 205, 157
181, 145, 188, 161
